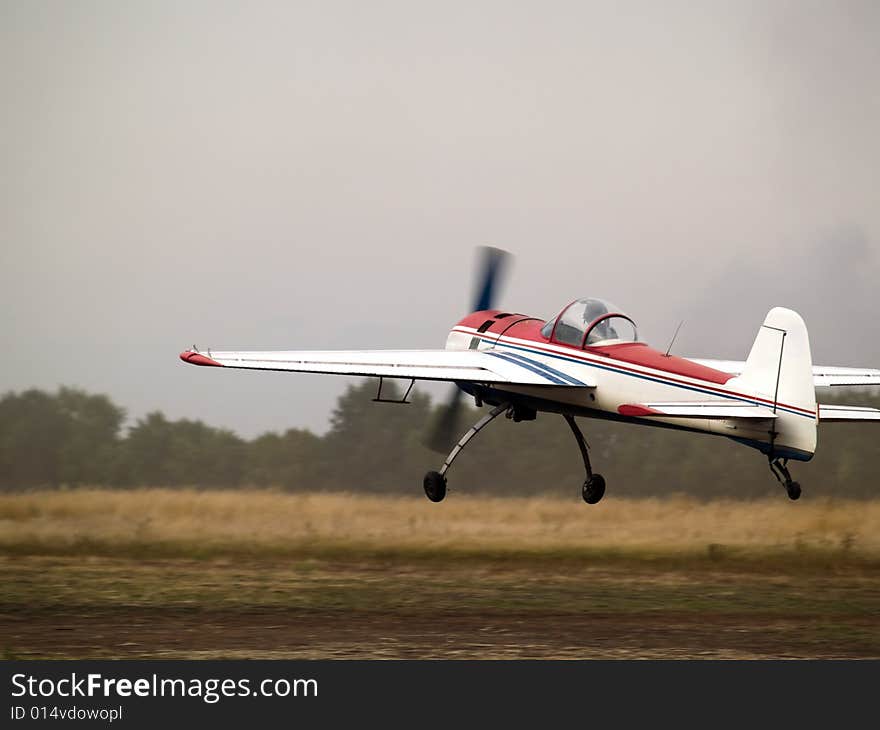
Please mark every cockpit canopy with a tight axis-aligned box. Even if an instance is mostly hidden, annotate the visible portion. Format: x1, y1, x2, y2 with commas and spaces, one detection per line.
540, 298, 638, 347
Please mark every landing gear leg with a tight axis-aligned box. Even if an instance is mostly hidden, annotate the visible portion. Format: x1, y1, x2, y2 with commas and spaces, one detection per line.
423, 403, 508, 502
769, 457, 801, 501
563, 414, 605, 504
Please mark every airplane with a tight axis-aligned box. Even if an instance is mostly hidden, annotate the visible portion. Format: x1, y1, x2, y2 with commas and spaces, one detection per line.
180, 248, 880, 504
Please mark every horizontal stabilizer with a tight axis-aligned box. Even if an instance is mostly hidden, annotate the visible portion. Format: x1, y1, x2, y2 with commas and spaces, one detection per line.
811, 367, 880, 387
180, 348, 597, 388
819, 404, 880, 422
690, 359, 880, 387
618, 402, 778, 419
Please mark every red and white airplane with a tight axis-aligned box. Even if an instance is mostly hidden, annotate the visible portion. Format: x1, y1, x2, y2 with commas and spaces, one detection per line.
181, 248, 880, 504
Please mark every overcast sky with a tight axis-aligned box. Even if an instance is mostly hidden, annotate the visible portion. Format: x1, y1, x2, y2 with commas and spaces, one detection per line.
2, 0, 878, 436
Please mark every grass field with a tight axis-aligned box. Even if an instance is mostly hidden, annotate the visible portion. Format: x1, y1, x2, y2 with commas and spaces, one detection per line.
2, 489, 879, 658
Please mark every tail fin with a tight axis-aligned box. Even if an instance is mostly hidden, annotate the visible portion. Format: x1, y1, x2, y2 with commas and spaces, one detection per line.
729, 308, 817, 461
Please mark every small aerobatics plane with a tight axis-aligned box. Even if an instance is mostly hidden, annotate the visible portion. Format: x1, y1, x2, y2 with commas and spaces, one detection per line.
181, 248, 880, 504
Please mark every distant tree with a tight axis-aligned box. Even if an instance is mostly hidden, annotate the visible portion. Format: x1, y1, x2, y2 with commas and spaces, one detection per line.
0, 389, 65, 489
55, 387, 125, 486
118, 412, 246, 487
246, 428, 322, 489
0, 387, 123, 489
321, 380, 435, 492
0, 384, 877, 496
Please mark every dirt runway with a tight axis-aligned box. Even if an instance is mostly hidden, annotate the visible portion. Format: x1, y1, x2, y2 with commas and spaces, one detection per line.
3, 556, 878, 659
4, 607, 878, 659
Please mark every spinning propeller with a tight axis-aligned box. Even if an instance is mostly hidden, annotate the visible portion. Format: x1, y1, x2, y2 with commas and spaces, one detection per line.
425, 246, 511, 453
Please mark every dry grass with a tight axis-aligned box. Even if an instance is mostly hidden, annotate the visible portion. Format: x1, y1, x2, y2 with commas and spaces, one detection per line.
3, 490, 880, 658
1, 488, 878, 560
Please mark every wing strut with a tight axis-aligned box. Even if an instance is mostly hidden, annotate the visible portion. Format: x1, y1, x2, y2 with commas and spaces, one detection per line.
372, 377, 416, 404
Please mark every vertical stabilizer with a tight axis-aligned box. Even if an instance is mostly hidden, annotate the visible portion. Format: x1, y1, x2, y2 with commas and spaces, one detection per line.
728, 308, 817, 461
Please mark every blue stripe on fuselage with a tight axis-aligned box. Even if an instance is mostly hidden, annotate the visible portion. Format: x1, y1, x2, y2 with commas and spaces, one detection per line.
486, 351, 567, 385
497, 351, 586, 386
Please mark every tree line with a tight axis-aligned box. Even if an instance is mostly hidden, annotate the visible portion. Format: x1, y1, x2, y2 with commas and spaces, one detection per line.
1, 383, 878, 498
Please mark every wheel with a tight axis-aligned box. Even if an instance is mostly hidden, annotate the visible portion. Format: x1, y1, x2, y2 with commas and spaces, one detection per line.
582, 474, 606, 504
786, 481, 801, 501
423, 471, 447, 502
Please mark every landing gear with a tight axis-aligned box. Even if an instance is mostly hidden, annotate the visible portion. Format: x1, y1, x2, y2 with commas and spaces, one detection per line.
564, 414, 605, 504
769, 458, 802, 501
422, 403, 508, 502
422, 405, 608, 505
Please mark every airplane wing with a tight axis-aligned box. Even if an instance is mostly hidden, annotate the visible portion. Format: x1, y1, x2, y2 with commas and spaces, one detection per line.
618, 402, 777, 419
690, 359, 880, 387
180, 349, 596, 387
818, 404, 880, 422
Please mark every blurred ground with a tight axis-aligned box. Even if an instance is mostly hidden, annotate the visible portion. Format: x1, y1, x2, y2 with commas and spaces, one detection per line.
2, 490, 879, 658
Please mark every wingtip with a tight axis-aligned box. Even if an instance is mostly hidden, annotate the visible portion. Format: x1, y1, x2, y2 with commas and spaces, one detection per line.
179, 350, 223, 367
618, 404, 661, 417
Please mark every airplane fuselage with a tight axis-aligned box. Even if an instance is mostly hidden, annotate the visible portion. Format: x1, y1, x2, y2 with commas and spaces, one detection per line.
447, 309, 816, 461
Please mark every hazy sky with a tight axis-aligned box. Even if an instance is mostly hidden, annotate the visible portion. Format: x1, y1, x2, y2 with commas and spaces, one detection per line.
2, 0, 878, 436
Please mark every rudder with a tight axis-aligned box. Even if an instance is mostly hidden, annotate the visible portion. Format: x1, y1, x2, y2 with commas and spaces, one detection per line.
728, 307, 817, 461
